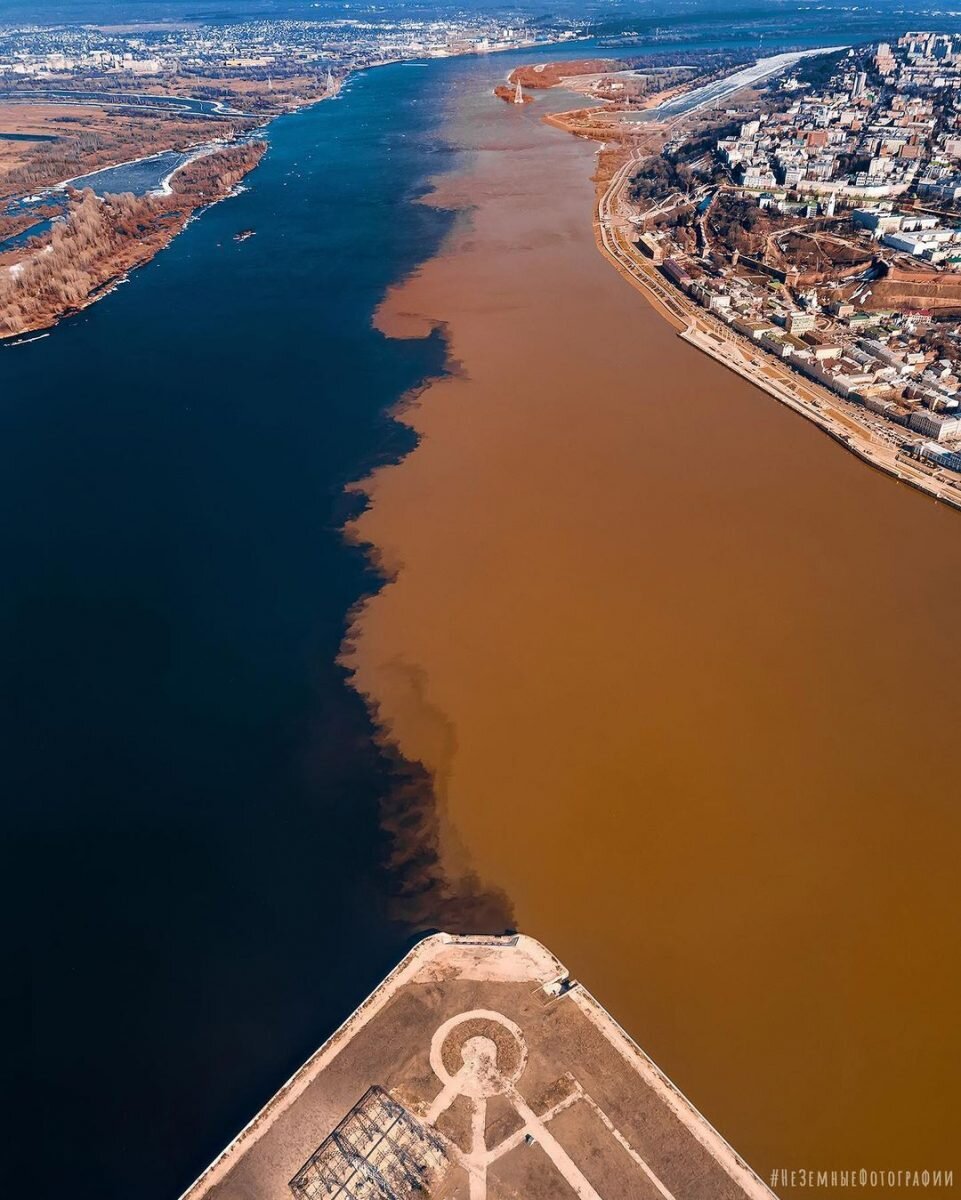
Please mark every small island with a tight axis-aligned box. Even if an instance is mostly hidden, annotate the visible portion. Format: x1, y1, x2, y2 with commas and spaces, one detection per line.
493, 83, 532, 104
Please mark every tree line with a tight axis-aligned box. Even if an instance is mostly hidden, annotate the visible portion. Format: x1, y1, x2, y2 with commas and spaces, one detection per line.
0, 141, 265, 337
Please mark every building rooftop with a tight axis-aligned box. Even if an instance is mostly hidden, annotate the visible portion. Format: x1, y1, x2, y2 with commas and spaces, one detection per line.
180, 933, 775, 1200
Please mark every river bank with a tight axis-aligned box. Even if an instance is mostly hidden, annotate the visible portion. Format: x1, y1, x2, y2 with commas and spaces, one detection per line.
0, 82, 320, 339
506, 51, 961, 512
342, 52, 961, 1197
591, 145, 961, 512
0, 140, 265, 339
0, 42, 571, 342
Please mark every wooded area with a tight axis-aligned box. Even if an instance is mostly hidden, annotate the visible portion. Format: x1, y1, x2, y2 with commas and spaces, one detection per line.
0, 141, 265, 337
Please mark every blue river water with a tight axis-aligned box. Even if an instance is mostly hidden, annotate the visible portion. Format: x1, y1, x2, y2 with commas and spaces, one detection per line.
4, 59, 457, 1200
67, 147, 198, 194
5, 12, 959, 1198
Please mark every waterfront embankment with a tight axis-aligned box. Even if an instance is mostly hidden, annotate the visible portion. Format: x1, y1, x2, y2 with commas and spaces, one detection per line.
592, 140, 961, 512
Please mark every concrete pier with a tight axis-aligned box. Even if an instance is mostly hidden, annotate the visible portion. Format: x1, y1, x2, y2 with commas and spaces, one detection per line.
180, 934, 776, 1200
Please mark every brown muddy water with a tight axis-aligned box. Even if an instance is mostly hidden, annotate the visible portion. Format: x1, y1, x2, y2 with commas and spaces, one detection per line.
343, 63, 961, 1194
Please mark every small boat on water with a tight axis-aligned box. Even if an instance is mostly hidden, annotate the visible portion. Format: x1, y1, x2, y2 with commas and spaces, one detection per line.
234, 228, 255, 242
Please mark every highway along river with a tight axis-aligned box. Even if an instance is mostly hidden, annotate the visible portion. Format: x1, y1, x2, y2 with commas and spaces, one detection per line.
343, 44, 961, 1200
2, 31, 958, 1200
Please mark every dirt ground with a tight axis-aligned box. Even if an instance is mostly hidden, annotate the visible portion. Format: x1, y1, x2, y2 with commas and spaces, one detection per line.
182, 936, 772, 1200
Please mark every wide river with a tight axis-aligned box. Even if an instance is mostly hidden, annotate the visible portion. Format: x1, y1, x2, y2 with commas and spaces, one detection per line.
4, 28, 959, 1200
346, 46, 961, 1200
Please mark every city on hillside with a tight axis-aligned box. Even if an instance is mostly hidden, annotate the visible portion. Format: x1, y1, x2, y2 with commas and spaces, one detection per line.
633, 33, 961, 476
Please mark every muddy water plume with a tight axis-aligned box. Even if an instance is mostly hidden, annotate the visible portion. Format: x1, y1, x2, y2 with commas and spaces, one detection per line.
342, 69, 961, 1192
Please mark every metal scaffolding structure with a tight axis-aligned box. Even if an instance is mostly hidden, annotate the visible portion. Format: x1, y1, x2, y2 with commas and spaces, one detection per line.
289, 1087, 451, 1200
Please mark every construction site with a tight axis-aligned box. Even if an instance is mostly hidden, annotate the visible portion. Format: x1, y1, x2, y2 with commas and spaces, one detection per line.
179, 935, 776, 1200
